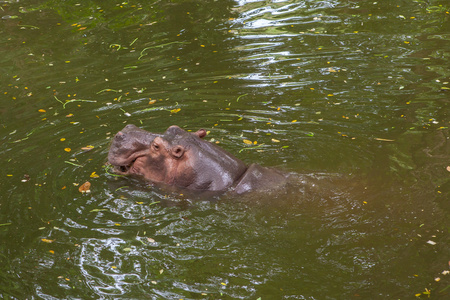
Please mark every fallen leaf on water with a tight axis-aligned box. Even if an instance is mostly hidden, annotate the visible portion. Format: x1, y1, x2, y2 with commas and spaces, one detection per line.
272, 139, 280, 143
170, 108, 181, 114
64, 148, 71, 152
446, 166, 450, 172
41, 238, 55, 243
89, 208, 108, 212
147, 237, 155, 243
38, 109, 46, 113
374, 138, 395, 142
81, 145, 94, 151
78, 181, 91, 193
426, 240, 436, 245
49, 250, 55, 254
90, 172, 99, 178
243, 139, 252, 145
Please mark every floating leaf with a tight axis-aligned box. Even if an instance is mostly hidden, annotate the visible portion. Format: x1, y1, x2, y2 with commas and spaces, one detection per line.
170, 108, 181, 114
79, 181, 91, 193
89, 208, 108, 212
38, 109, 46, 113
147, 237, 155, 243
41, 238, 55, 243
243, 139, 252, 145
90, 172, 99, 178
64, 148, 71, 152
272, 139, 280, 143
81, 145, 94, 151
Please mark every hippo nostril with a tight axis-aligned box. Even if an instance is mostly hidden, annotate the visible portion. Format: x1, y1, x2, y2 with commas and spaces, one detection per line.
114, 132, 125, 141
119, 166, 128, 172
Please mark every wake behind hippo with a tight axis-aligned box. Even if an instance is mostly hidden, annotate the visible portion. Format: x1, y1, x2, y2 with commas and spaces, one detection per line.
108, 124, 287, 195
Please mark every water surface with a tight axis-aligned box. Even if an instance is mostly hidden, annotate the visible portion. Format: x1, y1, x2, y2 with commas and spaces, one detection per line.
1, 0, 449, 298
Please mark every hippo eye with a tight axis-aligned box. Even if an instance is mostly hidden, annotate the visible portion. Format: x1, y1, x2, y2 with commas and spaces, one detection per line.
153, 144, 159, 150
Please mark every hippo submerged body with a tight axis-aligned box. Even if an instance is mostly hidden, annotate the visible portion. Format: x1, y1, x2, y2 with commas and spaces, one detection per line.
108, 124, 287, 195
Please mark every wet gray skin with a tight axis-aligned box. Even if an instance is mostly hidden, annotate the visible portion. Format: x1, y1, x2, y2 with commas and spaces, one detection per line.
108, 125, 287, 193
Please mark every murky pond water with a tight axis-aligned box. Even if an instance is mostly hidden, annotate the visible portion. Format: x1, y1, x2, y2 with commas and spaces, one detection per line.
1, 0, 449, 298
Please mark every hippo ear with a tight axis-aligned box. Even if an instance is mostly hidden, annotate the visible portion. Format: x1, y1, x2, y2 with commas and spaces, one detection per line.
171, 145, 185, 158
194, 129, 207, 139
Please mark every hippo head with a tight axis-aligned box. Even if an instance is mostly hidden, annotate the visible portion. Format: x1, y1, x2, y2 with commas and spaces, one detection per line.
108, 124, 248, 192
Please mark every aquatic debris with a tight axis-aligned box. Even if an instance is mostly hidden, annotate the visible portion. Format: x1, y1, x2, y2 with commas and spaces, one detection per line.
54, 96, 96, 109
90, 172, 99, 178
138, 41, 190, 60
78, 181, 91, 193
65, 161, 83, 167
41, 238, 55, 243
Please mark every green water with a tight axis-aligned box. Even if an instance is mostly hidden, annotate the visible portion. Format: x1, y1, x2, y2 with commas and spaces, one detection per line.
1, 0, 449, 298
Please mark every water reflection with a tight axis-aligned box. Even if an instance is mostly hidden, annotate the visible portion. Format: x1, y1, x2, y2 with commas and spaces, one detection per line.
0, 0, 449, 298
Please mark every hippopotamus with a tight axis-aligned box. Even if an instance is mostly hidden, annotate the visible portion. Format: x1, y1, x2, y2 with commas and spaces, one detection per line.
108, 124, 288, 195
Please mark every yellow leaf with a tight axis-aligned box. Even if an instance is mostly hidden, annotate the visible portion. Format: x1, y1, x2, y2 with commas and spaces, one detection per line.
90, 172, 99, 178
272, 139, 280, 143
60, 138, 66, 141
253, 141, 257, 145
292, 120, 297, 123
81, 145, 94, 151
41, 238, 55, 243
170, 108, 181, 113
49, 250, 55, 254
243, 139, 252, 145
38, 109, 46, 113
64, 148, 71, 152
